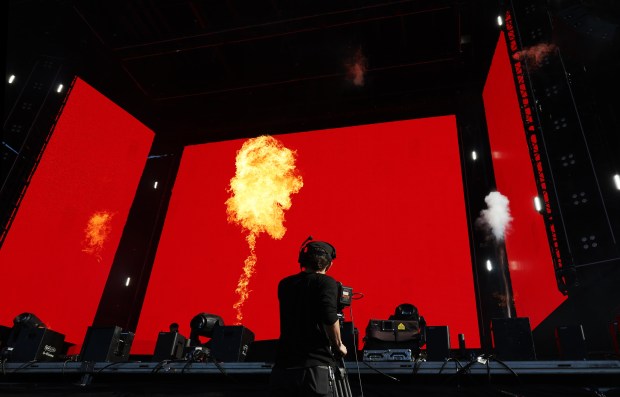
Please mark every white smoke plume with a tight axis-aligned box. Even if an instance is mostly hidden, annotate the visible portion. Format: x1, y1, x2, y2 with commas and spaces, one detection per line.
477, 191, 512, 241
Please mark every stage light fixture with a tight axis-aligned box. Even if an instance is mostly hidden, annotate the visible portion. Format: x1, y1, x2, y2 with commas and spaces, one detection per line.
392, 304, 418, 320
497, 16, 503, 26
189, 313, 224, 346
153, 181, 159, 189
125, 277, 131, 287
3, 313, 66, 362
13, 312, 46, 328
8, 75, 16, 84
534, 196, 542, 212
486, 260, 493, 271
614, 174, 620, 190
56, 84, 64, 93
471, 150, 477, 160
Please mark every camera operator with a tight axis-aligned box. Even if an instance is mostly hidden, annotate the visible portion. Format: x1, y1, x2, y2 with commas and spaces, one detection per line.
269, 237, 347, 397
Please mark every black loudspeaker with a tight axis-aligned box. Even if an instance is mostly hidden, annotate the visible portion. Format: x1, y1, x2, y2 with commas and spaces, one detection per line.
80, 326, 134, 362
425, 326, 451, 361
210, 326, 255, 362
153, 332, 187, 361
9, 328, 65, 361
342, 321, 359, 360
491, 318, 536, 360
555, 325, 587, 360
245, 339, 278, 362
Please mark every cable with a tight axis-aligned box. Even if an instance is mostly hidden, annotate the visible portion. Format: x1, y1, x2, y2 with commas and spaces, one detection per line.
209, 356, 236, 382
181, 358, 194, 374
487, 355, 520, 381
360, 360, 400, 382
151, 359, 171, 374
437, 357, 463, 375
11, 360, 37, 373
412, 356, 424, 376
347, 305, 365, 397
96, 361, 124, 373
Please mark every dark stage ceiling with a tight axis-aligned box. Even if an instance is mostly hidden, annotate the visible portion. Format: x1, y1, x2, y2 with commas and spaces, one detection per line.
7, 0, 503, 145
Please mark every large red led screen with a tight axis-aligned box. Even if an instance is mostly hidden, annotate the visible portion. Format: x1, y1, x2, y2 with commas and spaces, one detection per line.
0, 78, 154, 350
483, 36, 566, 328
135, 116, 479, 353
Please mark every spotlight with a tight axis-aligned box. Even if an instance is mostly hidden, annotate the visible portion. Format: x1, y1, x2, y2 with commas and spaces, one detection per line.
56, 84, 64, 93
189, 313, 224, 346
471, 150, 478, 160
363, 303, 426, 360
153, 181, 159, 189
392, 303, 419, 321
8, 75, 16, 84
13, 312, 45, 328
486, 260, 493, 271
614, 174, 620, 190
497, 16, 503, 26
3, 313, 66, 362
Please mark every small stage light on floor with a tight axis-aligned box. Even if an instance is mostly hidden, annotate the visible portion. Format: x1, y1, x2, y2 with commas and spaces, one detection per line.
189, 313, 224, 347
363, 303, 426, 362
2, 313, 66, 362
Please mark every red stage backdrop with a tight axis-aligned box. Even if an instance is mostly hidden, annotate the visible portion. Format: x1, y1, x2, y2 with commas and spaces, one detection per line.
483, 36, 566, 328
134, 116, 479, 353
0, 78, 154, 350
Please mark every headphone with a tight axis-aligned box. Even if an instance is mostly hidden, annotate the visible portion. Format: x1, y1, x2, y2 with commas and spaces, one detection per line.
298, 235, 337, 266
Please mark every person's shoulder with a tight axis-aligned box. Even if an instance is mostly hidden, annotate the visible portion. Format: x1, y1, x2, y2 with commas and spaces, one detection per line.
279, 272, 303, 285
315, 273, 338, 287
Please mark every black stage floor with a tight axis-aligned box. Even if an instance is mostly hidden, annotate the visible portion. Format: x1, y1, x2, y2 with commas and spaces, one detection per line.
2, 360, 620, 396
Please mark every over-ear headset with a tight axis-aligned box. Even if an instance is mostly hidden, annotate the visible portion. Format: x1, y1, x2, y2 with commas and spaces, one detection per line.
298, 235, 337, 265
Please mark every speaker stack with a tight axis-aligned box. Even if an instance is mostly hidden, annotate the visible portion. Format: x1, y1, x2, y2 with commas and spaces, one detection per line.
210, 325, 255, 362
491, 318, 536, 360
80, 326, 134, 362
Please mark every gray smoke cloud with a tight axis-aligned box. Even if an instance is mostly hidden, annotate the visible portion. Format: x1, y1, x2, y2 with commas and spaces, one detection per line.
477, 191, 513, 241
345, 48, 367, 87
513, 43, 557, 70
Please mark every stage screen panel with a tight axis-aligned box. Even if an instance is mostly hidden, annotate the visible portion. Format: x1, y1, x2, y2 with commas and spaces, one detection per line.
135, 116, 479, 353
483, 36, 566, 328
0, 78, 154, 350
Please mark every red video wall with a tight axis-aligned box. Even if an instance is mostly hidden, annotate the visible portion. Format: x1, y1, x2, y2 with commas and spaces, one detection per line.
0, 78, 154, 350
134, 116, 479, 353
483, 36, 566, 328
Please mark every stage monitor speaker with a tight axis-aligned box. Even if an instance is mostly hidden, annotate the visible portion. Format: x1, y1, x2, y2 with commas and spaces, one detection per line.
245, 339, 278, 362
153, 331, 187, 361
80, 326, 134, 362
491, 318, 536, 360
210, 326, 254, 362
425, 326, 450, 361
555, 325, 587, 360
9, 327, 65, 362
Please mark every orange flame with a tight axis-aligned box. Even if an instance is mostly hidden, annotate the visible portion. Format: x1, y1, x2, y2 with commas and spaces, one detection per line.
82, 211, 114, 262
226, 135, 303, 323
